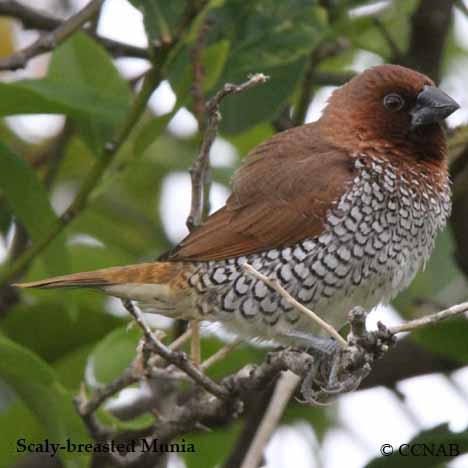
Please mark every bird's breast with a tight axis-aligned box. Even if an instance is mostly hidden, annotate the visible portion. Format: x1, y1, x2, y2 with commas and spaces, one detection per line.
184, 154, 451, 337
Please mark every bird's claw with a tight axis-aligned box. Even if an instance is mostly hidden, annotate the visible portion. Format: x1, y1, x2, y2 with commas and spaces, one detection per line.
298, 313, 397, 405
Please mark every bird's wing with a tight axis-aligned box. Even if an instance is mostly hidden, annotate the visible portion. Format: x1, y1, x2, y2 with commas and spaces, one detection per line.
163, 123, 355, 262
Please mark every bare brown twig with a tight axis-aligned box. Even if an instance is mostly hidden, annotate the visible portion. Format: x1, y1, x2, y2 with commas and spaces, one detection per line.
73, 285, 468, 467
240, 371, 300, 468
0, 0, 104, 71
122, 299, 230, 400
189, 19, 210, 133
0, 0, 149, 62
388, 301, 468, 334
186, 73, 268, 230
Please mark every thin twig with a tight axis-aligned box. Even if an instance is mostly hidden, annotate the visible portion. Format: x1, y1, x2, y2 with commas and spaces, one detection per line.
79, 328, 193, 416
0, 0, 59, 30
186, 73, 268, 230
185, 73, 268, 363
0, 0, 104, 71
78, 367, 138, 416
186, 26, 211, 365
201, 339, 242, 370
242, 262, 348, 348
191, 319, 201, 366
239, 371, 300, 468
0, 0, 149, 61
74, 384, 110, 440
388, 301, 468, 334
122, 299, 230, 400
189, 19, 209, 132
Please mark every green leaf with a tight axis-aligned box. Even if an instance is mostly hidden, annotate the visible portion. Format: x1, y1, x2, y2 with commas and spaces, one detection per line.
394, 231, 461, 314
219, 59, 306, 134
134, 111, 175, 157
0, 142, 69, 276
183, 422, 242, 468
365, 424, 468, 468
134, 40, 230, 155
185, 0, 226, 44
2, 297, 124, 365
0, 79, 128, 123
48, 33, 132, 153
412, 318, 468, 363
0, 336, 90, 453
0, 398, 44, 468
130, 0, 185, 42
90, 325, 140, 386
214, 0, 326, 71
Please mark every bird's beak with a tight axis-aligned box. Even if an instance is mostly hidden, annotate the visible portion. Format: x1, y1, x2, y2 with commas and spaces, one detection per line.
410, 85, 459, 128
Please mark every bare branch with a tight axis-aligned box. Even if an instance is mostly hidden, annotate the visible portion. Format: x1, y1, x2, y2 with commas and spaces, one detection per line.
242, 262, 348, 348
201, 339, 242, 370
186, 73, 268, 230
240, 371, 300, 468
74, 384, 111, 440
388, 301, 468, 334
78, 328, 193, 419
190, 319, 201, 366
0, 1, 59, 29
0, 0, 149, 60
400, 0, 454, 82
0, 0, 104, 71
189, 19, 210, 132
122, 299, 230, 400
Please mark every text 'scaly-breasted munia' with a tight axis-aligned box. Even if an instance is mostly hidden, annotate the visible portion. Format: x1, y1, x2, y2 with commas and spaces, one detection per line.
16, 65, 460, 348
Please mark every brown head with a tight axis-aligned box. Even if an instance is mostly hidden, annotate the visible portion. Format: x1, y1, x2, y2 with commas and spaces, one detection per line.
319, 64, 459, 163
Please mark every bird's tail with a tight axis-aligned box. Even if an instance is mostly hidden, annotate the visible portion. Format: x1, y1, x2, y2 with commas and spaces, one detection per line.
13, 262, 192, 313
14, 262, 184, 289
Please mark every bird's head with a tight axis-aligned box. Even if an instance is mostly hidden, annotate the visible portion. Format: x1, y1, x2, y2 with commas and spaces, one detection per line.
320, 64, 459, 162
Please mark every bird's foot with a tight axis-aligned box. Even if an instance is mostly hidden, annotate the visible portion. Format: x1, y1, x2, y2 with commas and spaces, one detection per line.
297, 343, 368, 405
297, 308, 397, 405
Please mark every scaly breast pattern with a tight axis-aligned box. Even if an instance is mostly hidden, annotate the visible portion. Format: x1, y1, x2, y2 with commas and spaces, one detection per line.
187, 156, 451, 342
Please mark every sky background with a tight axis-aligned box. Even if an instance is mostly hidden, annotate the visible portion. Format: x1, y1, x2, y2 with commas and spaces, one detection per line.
3, 1, 468, 467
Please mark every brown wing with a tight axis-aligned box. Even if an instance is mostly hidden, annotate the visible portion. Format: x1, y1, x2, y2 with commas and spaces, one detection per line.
164, 123, 355, 262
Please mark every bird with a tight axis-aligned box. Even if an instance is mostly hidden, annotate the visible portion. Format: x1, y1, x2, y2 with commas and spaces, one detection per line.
14, 64, 459, 351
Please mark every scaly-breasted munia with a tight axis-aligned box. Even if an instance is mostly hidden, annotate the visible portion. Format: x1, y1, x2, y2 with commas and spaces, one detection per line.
15, 65, 459, 348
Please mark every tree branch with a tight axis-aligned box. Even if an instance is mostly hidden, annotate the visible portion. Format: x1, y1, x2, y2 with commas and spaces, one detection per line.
388, 301, 468, 334
240, 371, 300, 468
0, 0, 149, 61
186, 73, 268, 230
69, 290, 468, 467
400, 0, 454, 82
0, 0, 104, 71
122, 299, 230, 400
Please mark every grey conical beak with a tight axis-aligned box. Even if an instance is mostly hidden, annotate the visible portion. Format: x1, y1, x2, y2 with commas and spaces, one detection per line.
411, 85, 459, 128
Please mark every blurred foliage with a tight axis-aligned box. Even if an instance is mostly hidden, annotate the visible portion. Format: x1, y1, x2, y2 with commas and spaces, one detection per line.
0, 0, 467, 467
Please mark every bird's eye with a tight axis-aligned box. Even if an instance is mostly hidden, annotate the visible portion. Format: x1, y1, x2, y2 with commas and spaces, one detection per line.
383, 93, 405, 111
